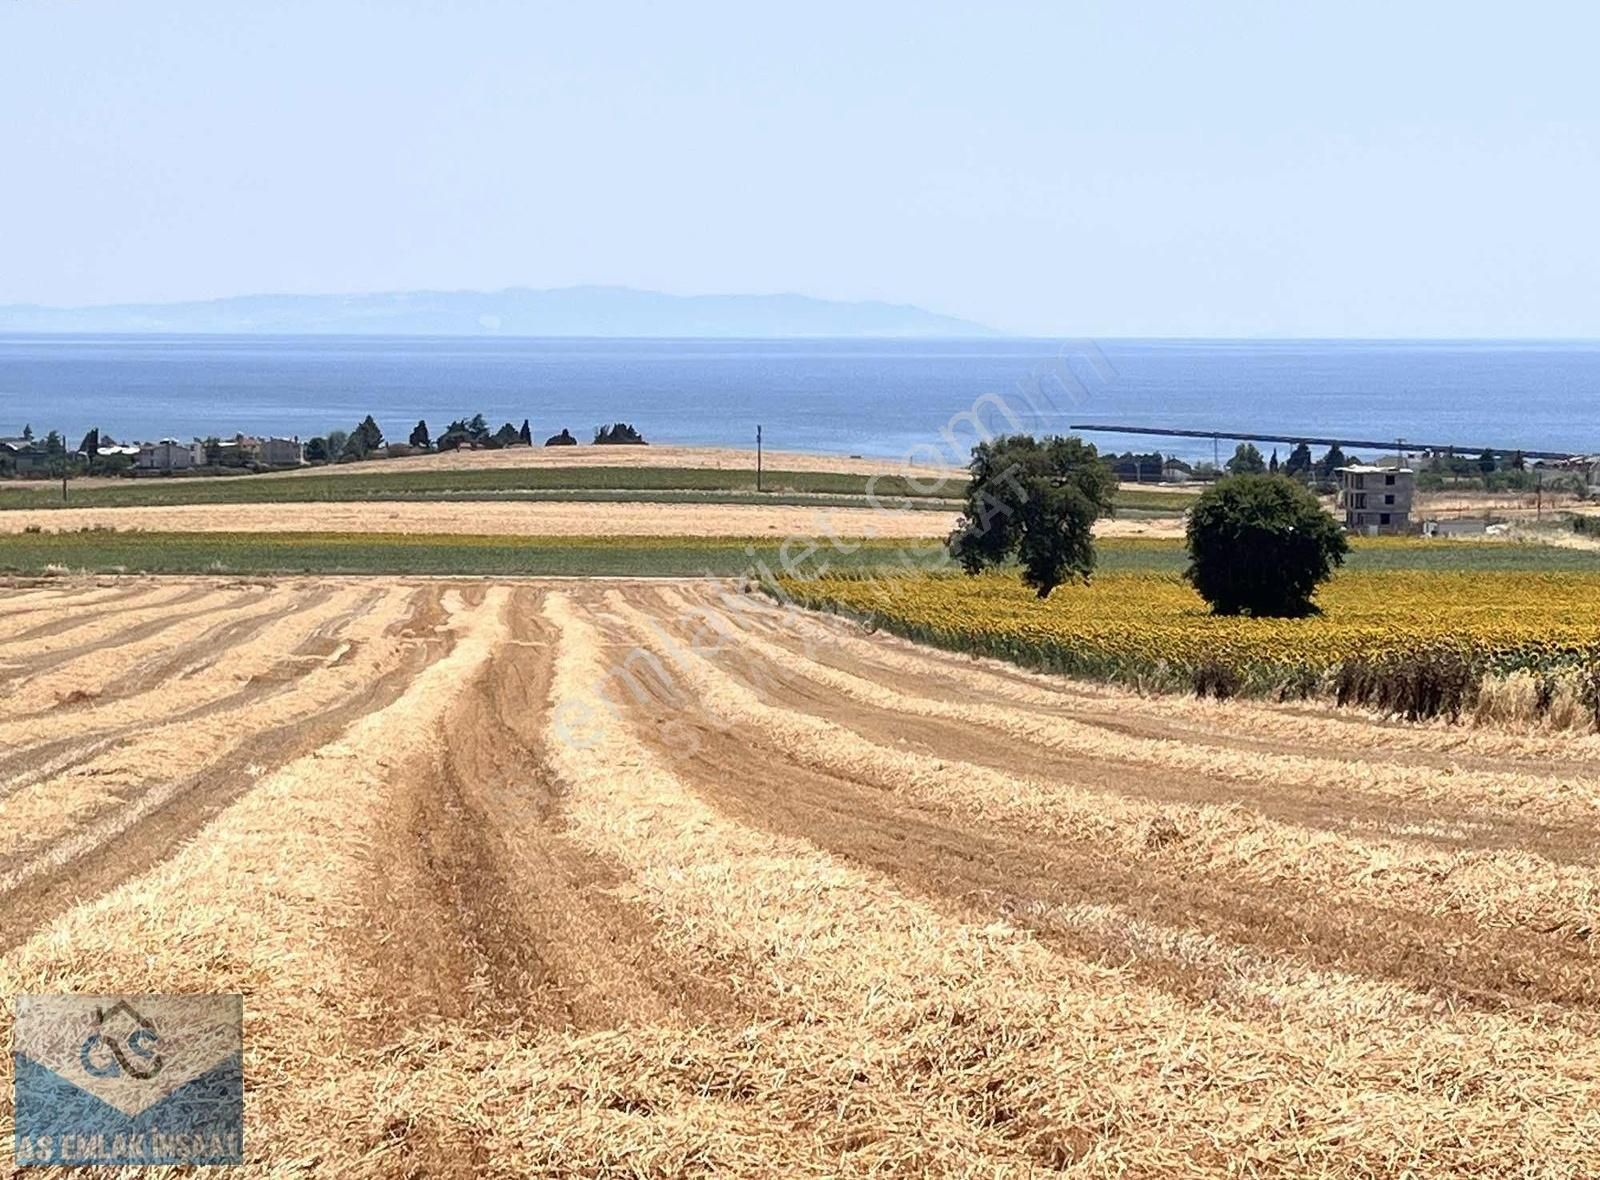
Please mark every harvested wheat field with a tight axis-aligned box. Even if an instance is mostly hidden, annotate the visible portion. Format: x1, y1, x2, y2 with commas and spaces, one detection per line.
258, 444, 965, 480
0, 502, 1180, 539
2, 577, 1599, 1176
0, 501, 954, 539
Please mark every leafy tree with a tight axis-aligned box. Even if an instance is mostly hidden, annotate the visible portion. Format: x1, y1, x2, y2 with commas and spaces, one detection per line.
436, 419, 470, 450
593, 422, 648, 445
1268, 448, 1279, 473
91, 451, 133, 476
21, 425, 32, 440
947, 434, 1117, 599
491, 422, 520, 448
1184, 474, 1349, 617
409, 420, 431, 449
1104, 450, 1165, 480
1317, 444, 1348, 479
518, 418, 533, 446
1478, 448, 1498, 474
1226, 442, 1267, 475
1511, 450, 1526, 472
467, 413, 490, 443
304, 437, 330, 462
43, 430, 65, 456
326, 429, 349, 457
202, 436, 223, 465
1284, 442, 1314, 479
339, 415, 384, 460
78, 428, 100, 457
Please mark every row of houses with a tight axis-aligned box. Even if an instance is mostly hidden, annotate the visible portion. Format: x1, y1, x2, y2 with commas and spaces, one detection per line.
0, 432, 304, 475
128, 435, 304, 472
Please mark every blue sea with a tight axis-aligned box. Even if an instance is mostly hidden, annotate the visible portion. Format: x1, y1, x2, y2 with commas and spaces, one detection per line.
1, 336, 1596, 465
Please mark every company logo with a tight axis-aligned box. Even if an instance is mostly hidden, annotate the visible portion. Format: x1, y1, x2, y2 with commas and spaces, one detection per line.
79, 1000, 165, 1080
13, 994, 243, 1167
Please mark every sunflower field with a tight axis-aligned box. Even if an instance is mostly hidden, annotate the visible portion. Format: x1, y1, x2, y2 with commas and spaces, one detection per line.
776, 567, 1600, 724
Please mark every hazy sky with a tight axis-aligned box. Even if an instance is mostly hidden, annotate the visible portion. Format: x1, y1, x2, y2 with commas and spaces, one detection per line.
2, 1, 1596, 336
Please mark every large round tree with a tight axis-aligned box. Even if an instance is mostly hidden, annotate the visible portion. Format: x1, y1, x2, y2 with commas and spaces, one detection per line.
947, 434, 1117, 598
1184, 474, 1349, 616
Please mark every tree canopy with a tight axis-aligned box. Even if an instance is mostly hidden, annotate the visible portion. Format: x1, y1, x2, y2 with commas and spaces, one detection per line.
1226, 442, 1267, 475
1184, 474, 1349, 617
947, 434, 1117, 599
1318, 444, 1348, 479
1284, 442, 1314, 479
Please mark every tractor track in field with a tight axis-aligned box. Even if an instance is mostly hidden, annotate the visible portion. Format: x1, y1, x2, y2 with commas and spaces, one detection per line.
0, 587, 452, 956
4, 577, 1599, 1177
598, 585, 1600, 1018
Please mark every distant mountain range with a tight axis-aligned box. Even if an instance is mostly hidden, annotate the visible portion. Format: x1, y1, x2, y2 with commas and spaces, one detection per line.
0, 286, 999, 338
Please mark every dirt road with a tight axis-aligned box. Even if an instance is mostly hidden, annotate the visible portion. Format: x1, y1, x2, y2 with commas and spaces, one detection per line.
0, 578, 1596, 1175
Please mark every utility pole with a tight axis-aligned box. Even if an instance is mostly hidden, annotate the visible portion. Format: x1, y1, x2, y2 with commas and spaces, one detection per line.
756, 425, 763, 493
60, 428, 68, 503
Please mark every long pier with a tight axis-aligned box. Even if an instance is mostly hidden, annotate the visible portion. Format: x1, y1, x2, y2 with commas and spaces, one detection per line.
1068, 423, 1575, 461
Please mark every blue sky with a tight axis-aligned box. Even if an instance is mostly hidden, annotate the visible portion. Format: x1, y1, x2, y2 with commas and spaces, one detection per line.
2, 1, 1596, 336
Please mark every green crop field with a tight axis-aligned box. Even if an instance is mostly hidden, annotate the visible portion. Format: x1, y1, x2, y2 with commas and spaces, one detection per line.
0, 531, 960, 578
0, 530, 1589, 579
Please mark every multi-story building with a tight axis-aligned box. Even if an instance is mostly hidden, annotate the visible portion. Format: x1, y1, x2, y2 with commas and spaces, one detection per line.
256, 436, 304, 467
1335, 464, 1414, 534
136, 439, 196, 471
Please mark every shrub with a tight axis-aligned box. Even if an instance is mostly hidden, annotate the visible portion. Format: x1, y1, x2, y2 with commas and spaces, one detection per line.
1333, 649, 1479, 722
1184, 474, 1349, 616
1191, 659, 1242, 700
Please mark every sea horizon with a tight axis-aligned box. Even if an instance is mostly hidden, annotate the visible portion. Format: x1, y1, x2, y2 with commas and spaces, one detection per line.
3, 334, 1597, 465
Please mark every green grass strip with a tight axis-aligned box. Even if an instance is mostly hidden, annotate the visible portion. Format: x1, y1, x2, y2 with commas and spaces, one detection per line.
0, 531, 1589, 578
0, 531, 953, 578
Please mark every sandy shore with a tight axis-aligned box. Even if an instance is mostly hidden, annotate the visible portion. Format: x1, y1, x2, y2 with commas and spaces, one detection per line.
0, 499, 1184, 539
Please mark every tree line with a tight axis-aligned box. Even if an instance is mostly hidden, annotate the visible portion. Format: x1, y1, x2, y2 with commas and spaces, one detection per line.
303, 415, 647, 463
1102, 442, 1363, 484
